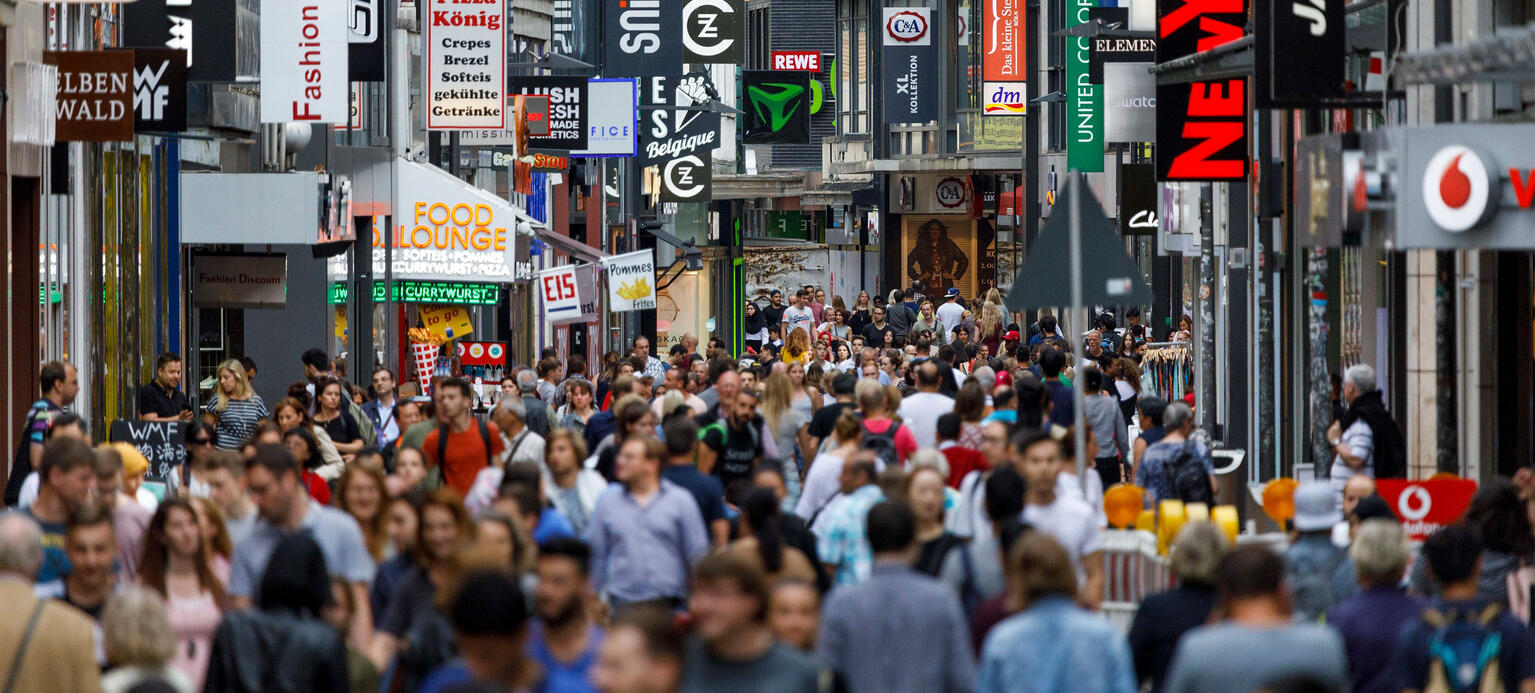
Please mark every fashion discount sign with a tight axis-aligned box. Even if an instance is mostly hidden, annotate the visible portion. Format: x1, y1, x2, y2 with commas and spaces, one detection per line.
426, 0, 506, 129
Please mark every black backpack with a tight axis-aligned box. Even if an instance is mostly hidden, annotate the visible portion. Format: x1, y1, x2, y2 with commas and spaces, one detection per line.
861, 421, 904, 470
1167, 440, 1215, 505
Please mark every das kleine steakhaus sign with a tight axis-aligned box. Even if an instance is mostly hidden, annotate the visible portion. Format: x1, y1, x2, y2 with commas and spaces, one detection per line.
45, 51, 135, 142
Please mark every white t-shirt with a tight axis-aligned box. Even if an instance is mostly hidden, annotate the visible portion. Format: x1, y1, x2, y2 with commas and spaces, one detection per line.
782, 305, 816, 341
897, 392, 955, 450
795, 451, 847, 523
1022, 493, 1103, 583
936, 301, 965, 337
1056, 471, 1107, 528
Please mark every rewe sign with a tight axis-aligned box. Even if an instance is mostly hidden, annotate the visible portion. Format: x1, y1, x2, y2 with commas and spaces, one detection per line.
771, 51, 821, 71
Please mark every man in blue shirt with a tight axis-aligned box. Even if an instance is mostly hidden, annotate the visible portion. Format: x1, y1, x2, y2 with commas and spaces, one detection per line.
1038, 349, 1075, 427
660, 417, 729, 546
1326, 519, 1424, 693
587, 435, 709, 609
529, 538, 603, 693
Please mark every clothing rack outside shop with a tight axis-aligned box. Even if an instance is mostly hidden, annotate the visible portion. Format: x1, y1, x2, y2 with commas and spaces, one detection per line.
1141, 342, 1194, 402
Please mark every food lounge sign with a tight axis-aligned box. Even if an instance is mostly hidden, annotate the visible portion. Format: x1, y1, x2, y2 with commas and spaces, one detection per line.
45, 50, 135, 141
373, 162, 524, 282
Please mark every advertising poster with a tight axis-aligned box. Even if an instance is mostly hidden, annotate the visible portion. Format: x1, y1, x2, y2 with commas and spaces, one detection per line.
260, 0, 348, 123
902, 215, 978, 299
425, 0, 505, 129
573, 79, 638, 158
982, 0, 1026, 116
602, 250, 658, 312
882, 7, 937, 124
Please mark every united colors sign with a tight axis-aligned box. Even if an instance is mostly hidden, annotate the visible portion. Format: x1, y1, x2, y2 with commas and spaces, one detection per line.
882, 7, 937, 123
1067, 0, 1102, 171
982, 0, 1026, 116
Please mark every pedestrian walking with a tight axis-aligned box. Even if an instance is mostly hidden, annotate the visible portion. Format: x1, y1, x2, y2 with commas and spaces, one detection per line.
203, 359, 267, 452
1128, 521, 1229, 693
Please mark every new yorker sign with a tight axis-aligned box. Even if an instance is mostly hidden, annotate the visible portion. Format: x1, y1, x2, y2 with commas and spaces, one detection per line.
45, 50, 135, 141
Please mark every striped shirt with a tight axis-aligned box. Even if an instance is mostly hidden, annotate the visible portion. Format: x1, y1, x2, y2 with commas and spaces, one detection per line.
205, 395, 268, 450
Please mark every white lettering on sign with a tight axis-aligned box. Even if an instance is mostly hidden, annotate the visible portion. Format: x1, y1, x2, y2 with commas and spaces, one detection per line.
770, 51, 820, 71
427, 0, 506, 129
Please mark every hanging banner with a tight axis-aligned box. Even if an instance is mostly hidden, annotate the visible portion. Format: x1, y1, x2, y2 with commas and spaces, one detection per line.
1119, 163, 1158, 235
123, 0, 240, 82
1157, 0, 1246, 62
1066, 0, 1102, 171
507, 76, 588, 150
602, 250, 658, 312
743, 70, 811, 144
260, 0, 348, 123
45, 51, 135, 142
573, 79, 638, 158
538, 265, 586, 324
602, 0, 684, 77
1103, 62, 1155, 143
1256, 0, 1343, 106
659, 154, 712, 202
133, 48, 189, 133
982, 0, 1026, 116
882, 7, 937, 124
640, 72, 721, 166
1156, 78, 1248, 181
425, 0, 505, 129
348, 0, 385, 81
682, 0, 745, 64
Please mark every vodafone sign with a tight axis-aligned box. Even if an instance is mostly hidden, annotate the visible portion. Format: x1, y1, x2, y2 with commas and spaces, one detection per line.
1396, 124, 1535, 249
1376, 478, 1477, 541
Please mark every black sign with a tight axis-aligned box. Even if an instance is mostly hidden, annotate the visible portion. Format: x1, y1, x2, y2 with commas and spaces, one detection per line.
1090, 35, 1155, 83
659, 154, 711, 202
743, 71, 811, 144
348, 0, 385, 81
602, 0, 684, 77
1255, 0, 1343, 106
881, 8, 937, 124
1155, 0, 1247, 63
1156, 78, 1248, 181
640, 73, 721, 166
682, 0, 745, 64
133, 48, 189, 132
509, 76, 588, 150
109, 420, 186, 483
123, 0, 239, 81
1119, 163, 1158, 235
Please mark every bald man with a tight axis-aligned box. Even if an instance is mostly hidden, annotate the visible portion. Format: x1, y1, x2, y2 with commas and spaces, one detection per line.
1332, 475, 1378, 548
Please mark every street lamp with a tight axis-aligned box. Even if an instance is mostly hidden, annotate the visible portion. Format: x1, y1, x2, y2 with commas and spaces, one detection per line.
638, 218, 705, 289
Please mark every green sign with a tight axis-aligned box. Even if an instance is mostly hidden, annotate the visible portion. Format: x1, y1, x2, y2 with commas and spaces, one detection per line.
743, 71, 812, 144
328, 281, 502, 305
1066, 0, 1103, 172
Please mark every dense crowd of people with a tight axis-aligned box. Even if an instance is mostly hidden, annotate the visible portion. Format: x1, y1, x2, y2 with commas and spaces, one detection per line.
0, 283, 1516, 693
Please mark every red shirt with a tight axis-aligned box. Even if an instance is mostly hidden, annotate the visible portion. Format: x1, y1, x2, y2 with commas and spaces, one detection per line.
863, 418, 918, 465
942, 446, 989, 489
423, 421, 506, 495
302, 470, 330, 505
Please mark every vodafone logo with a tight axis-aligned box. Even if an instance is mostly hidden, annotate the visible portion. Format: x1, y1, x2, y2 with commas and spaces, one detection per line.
1422, 146, 1496, 232
1396, 485, 1432, 521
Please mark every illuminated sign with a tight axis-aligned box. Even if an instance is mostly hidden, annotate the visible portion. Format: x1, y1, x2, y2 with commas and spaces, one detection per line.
328, 281, 502, 305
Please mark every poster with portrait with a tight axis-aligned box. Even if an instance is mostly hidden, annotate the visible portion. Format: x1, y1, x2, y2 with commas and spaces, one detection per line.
901, 215, 978, 299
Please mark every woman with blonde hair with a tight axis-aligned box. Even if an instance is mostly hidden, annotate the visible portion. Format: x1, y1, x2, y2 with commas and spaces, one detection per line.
848, 290, 873, 335
787, 360, 821, 418
101, 586, 196, 693
334, 464, 392, 561
203, 359, 267, 450
977, 303, 1005, 355
761, 372, 812, 511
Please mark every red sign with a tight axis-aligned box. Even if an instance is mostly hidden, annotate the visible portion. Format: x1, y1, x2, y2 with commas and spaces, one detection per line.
455, 341, 507, 366
770, 51, 821, 71
1156, 78, 1248, 181
1376, 478, 1478, 541
982, 0, 1025, 81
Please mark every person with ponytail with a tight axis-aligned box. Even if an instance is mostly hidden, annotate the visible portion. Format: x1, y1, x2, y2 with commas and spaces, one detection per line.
726, 485, 818, 583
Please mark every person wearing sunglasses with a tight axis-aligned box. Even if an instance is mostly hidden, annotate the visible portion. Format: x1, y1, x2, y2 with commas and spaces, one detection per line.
169, 421, 218, 499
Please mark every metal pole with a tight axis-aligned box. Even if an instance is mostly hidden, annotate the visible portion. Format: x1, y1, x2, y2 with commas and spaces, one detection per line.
1069, 174, 1088, 491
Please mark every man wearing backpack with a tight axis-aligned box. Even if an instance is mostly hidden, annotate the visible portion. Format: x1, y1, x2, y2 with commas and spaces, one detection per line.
856, 379, 916, 467
698, 390, 776, 495
1134, 402, 1217, 508
1394, 524, 1535, 693
423, 377, 504, 496
1283, 482, 1358, 622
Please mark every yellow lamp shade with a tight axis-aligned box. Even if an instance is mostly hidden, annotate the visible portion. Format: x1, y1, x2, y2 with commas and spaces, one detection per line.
1212, 505, 1240, 543
1104, 484, 1146, 529
1135, 509, 1155, 532
1262, 478, 1299, 524
1158, 500, 1187, 555
1185, 503, 1210, 522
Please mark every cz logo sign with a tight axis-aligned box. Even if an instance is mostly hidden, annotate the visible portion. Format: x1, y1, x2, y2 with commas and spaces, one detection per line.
661, 154, 711, 202
682, 0, 743, 63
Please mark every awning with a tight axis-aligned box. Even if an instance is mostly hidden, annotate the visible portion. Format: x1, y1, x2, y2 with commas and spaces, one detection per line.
377, 159, 546, 283
537, 227, 610, 262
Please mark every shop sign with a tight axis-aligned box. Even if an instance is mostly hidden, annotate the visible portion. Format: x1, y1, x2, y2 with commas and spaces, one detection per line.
936, 177, 968, 209
420, 304, 474, 340
682, 0, 744, 64
1156, 78, 1247, 181
603, 0, 684, 77
334, 82, 364, 129
260, 0, 347, 123
425, 0, 505, 129
381, 160, 524, 282
45, 51, 134, 142
982, 0, 1026, 116
573, 79, 637, 158
1066, 0, 1102, 171
601, 250, 658, 312
575, 264, 601, 322
123, 0, 240, 82
1295, 133, 1344, 246
1393, 124, 1535, 249
771, 51, 821, 71
1156, 0, 1246, 63
659, 154, 712, 202
348, 0, 385, 81
109, 420, 186, 483
1119, 163, 1158, 235
328, 280, 503, 305
553, 0, 583, 56
456, 341, 507, 366
640, 72, 721, 166
1256, 0, 1342, 106
132, 48, 188, 133
882, 7, 937, 124
743, 70, 811, 144
1103, 62, 1155, 143
193, 253, 287, 309
506, 77, 587, 150
1376, 479, 1477, 541
530, 150, 571, 172
1090, 36, 1155, 83
538, 264, 586, 324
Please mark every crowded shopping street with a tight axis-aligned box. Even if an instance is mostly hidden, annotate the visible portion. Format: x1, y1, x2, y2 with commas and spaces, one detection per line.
1, 0, 1532, 691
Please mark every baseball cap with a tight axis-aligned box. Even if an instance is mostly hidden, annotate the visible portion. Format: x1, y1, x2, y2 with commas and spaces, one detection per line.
995, 371, 1013, 387
1003, 330, 1021, 341
1292, 482, 1343, 531
946, 287, 960, 297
